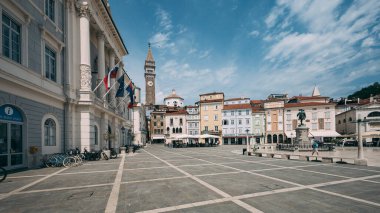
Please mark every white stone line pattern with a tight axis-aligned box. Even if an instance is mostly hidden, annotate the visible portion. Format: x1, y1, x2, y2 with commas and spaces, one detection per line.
143, 149, 263, 213
105, 154, 126, 213
7, 174, 47, 179
16, 183, 114, 195
123, 166, 171, 171
0, 167, 68, 201
120, 176, 188, 184
160, 148, 380, 208
57, 169, 118, 176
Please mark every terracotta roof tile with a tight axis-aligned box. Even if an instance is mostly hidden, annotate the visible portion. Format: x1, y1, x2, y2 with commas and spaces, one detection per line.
284, 102, 335, 108
166, 110, 188, 115
223, 104, 251, 110
199, 92, 224, 96
199, 99, 224, 103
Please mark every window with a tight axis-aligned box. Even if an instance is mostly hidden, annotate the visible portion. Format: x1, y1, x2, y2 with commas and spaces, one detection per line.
215, 105, 218, 109
286, 114, 291, 121
154, 115, 156, 119
45, 0, 55, 21
204, 115, 209, 121
154, 122, 157, 126
2, 13, 21, 63
172, 128, 175, 133
343, 119, 346, 123
349, 117, 352, 122
180, 118, 183, 125
179, 127, 182, 133
94, 125, 98, 145
325, 122, 331, 130
238, 119, 242, 125
44, 119, 56, 146
223, 111, 227, 116
238, 129, 242, 133
286, 124, 291, 131
190, 130, 193, 135
170, 118, 173, 125
238, 111, 242, 115
246, 110, 249, 115
205, 126, 208, 131
325, 111, 330, 119
338, 120, 341, 124
161, 122, 163, 126
255, 120, 260, 125
312, 112, 317, 120
195, 123, 198, 127
215, 126, 218, 131
214, 115, 218, 121
231, 119, 235, 125
312, 123, 317, 130
246, 119, 250, 124
45, 47, 57, 81
231, 111, 234, 116
223, 120, 228, 125
204, 105, 208, 110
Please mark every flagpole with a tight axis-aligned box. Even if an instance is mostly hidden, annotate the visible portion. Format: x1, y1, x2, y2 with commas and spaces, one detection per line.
94, 61, 122, 93
116, 95, 129, 108
102, 81, 118, 99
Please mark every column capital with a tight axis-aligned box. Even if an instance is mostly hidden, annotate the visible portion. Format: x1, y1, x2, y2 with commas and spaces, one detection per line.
76, 1, 91, 18
97, 31, 105, 40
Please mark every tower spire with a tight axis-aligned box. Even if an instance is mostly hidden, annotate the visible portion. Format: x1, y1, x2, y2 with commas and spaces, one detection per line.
312, 85, 320, 97
145, 43, 155, 62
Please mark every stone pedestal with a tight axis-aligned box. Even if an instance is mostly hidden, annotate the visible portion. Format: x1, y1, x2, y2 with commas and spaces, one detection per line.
354, 158, 368, 166
295, 125, 310, 145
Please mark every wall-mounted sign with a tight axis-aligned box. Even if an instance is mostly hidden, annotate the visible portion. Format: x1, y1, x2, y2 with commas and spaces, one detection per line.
0, 104, 23, 122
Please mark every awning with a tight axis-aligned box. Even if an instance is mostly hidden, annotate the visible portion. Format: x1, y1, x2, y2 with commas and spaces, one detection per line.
284, 131, 313, 138
309, 130, 341, 137
152, 136, 165, 140
362, 131, 380, 138
200, 134, 220, 139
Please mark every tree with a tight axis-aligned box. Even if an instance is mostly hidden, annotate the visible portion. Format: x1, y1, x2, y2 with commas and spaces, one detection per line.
348, 82, 380, 100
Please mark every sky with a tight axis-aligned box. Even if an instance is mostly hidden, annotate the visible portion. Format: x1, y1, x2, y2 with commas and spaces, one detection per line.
110, 0, 380, 105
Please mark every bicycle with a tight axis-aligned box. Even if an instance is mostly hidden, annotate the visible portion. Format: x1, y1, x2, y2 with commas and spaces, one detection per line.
0, 167, 7, 182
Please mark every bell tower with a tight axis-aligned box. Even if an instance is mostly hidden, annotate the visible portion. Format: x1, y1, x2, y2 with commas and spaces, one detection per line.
145, 44, 156, 105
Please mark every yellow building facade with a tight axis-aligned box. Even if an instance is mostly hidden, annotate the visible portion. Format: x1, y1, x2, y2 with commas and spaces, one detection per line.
199, 92, 224, 143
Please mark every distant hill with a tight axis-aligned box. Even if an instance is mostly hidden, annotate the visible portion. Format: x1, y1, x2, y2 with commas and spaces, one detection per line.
348, 82, 380, 100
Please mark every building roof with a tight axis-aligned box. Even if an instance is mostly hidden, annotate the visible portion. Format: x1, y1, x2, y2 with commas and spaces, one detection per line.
251, 106, 264, 113
199, 99, 224, 103
165, 110, 188, 115
186, 105, 199, 108
199, 92, 224, 96
164, 89, 184, 100
291, 96, 329, 100
225, 97, 249, 101
251, 100, 264, 104
223, 104, 251, 110
312, 86, 321, 96
145, 46, 154, 62
284, 102, 335, 108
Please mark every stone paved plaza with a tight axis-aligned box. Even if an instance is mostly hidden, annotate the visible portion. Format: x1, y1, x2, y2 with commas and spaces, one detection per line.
1, 145, 380, 213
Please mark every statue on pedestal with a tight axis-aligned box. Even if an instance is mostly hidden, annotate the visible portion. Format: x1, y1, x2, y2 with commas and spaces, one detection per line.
297, 109, 306, 126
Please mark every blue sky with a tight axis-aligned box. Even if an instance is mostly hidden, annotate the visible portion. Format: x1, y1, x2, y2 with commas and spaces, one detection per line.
110, 0, 380, 105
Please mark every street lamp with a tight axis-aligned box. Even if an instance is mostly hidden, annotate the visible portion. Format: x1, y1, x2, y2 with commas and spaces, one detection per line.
290, 132, 294, 145
354, 119, 368, 165
246, 129, 251, 155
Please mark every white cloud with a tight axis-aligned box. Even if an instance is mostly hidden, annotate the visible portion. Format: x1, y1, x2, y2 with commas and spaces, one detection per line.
248, 30, 259, 37
257, 0, 380, 98
199, 50, 211, 59
156, 8, 172, 31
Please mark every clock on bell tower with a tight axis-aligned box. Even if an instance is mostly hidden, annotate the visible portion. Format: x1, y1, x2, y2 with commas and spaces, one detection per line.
144, 44, 156, 105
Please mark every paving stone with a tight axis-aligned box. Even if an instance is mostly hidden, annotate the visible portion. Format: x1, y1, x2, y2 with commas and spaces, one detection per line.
123, 161, 168, 169
198, 172, 295, 196
0, 177, 42, 193
222, 162, 279, 171
122, 167, 184, 182
179, 164, 237, 176
299, 164, 380, 178
167, 201, 251, 213
116, 178, 222, 212
241, 189, 379, 213
255, 168, 346, 185
317, 180, 380, 204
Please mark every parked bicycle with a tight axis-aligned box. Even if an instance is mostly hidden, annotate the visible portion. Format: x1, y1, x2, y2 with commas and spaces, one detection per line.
0, 167, 7, 182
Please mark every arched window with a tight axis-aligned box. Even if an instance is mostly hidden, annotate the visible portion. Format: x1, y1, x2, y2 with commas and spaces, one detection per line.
179, 127, 182, 133
338, 120, 341, 124
368, 111, 380, 117
343, 119, 346, 123
176, 127, 179, 133
273, 134, 278, 143
267, 134, 272, 143
349, 117, 352, 122
167, 127, 170, 133
172, 128, 175, 133
44, 119, 56, 146
279, 134, 283, 143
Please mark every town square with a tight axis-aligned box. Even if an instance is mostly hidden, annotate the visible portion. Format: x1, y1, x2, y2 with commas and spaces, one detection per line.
0, 0, 380, 212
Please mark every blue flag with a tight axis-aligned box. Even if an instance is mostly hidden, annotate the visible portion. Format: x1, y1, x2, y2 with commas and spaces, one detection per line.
115, 75, 125, 97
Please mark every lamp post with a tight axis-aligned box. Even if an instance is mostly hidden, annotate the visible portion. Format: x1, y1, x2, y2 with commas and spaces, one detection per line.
246, 129, 251, 155
290, 132, 294, 145
353, 119, 368, 165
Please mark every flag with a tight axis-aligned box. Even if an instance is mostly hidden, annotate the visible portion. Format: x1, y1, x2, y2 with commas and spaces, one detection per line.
126, 82, 134, 108
115, 75, 125, 97
103, 66, 119, 90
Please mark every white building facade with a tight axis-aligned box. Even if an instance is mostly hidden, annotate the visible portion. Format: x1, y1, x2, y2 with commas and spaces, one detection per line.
222, 98, 252, 145
165, 110, 187, 145
186, 106, 200, 143
164, 89, 184, 107
133, 103, 147, 146
0, 0, 135, 169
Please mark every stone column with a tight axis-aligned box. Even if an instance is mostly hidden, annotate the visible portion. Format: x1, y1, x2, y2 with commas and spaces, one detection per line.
109, 51, 116, 108
77, 2, 92, 101
101, 113, 108, 149
97, 31, 105, 98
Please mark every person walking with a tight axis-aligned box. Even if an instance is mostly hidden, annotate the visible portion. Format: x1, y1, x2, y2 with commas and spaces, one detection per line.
311, 137, 319, 156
